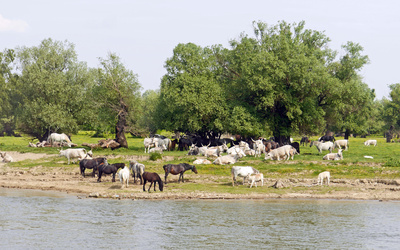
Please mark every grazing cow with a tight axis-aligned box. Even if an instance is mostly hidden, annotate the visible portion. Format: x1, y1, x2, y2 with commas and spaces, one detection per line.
119, 166, 130, 188
0, 152, 13, 163
333, 139, 349, 151
79, 157, 108, 177
47, 133, 72, 147
300, 136, 310, 146
247, 173, 264, 188
129, 160, 145, 184
59, 148, 93, 164
264, 145, 294, 161
231, 166, 259, 186
364, 139, 377, 147
213, 154, 239, 165
310, 141, 333, 154
323, 149, 343, 160
97, 163, 125, 182
317, 171, 330, 185
319, 135, 335, 142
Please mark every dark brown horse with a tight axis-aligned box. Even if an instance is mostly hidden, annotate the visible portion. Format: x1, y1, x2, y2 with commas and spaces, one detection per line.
97, 163, 125, 182
80, 157, 108, 177
163, 163, 198, 184
142, 172, 163, 192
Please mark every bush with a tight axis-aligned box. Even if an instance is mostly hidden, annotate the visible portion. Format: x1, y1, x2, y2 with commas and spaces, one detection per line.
149, 152, 162, 161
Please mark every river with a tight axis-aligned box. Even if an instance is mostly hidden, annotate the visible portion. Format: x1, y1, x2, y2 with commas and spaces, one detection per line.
1, 188, 399, 249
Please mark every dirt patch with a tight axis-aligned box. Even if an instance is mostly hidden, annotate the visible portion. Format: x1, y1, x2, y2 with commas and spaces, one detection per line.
1, 152, 400, 200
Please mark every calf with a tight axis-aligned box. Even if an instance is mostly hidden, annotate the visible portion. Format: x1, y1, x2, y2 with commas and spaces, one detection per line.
247, 173, 264, 188
323, 149, 343, 160
0, 152, 13, 163
364, 139, 377, 146
317, 171, 330, 185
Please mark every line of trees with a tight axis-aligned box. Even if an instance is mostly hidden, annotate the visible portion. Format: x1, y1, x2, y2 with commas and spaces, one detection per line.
0, 21, 397, 147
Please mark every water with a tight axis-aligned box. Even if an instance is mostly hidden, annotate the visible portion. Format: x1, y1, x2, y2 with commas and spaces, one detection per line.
1, 188, 400, 249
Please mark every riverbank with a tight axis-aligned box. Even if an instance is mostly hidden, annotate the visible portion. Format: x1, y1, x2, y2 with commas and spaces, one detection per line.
1, 151, 400, 201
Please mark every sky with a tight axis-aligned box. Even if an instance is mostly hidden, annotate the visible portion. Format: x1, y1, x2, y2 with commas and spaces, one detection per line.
1, 0, 399, 100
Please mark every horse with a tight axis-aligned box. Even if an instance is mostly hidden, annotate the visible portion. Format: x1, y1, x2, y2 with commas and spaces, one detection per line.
80, 157, 108, 177
97, 163, 125, 182
142, 172, 164, 192
119, 166, 130, 188
163, 163, 198, 184
129, 160, 145, 184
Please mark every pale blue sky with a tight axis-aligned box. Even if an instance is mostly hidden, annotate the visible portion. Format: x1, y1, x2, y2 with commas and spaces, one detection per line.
2, 0, 399, 100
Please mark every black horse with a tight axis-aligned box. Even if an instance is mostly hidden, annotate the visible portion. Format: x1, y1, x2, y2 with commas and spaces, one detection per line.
80, 157, 108, 177
163, 163, 198, 184
142, 172, 163, 192
97, 163, 125, 182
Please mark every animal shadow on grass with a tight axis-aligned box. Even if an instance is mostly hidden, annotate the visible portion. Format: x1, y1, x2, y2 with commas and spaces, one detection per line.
108, 185, 122, 190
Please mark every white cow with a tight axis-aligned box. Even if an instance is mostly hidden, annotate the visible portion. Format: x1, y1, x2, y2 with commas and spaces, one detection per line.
231, 166, 259, 186
264, 145, 293, 161
193, 158, 212, 164
247, 173, 264, 188
310, 141, 333, 154
119, 166, 130, 188
317, 171, 330, 185
251, 139, 265, 157
333, 139, 349, 151
129, 160, 145, 184
213, 154, 239, 165
323, 149, 343, 160
0, 152, 13, 163
47, 133, 72, 147
364, 139, 377, 147
59, 148, 93, 164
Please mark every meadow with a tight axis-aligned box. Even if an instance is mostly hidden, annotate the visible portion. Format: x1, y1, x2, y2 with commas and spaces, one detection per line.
1, 133, 400, 198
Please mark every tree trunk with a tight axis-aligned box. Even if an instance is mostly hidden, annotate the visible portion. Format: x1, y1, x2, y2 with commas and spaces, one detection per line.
115, 110, 128, 149
344, 129, 350, 140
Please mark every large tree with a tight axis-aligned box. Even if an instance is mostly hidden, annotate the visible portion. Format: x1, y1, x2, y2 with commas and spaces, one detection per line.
92, 53, 141, 148
221, 21, 341, 144
158, 43, 227, 139
16, 38, 91, 140
0, 49, 17, 135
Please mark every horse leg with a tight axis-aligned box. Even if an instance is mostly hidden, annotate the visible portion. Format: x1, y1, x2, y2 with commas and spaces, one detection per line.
164, 172, 169, 184
92, 168, 96, 178
154, 181, 157, 191
97, 171, 102, 182
148, 181, 153, 192
112, 173, 116, 182
143, 179, 147, 192
139, 174, 143, 185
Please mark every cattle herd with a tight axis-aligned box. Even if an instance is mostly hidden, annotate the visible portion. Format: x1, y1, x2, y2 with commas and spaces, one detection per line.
9, 133, 378, 192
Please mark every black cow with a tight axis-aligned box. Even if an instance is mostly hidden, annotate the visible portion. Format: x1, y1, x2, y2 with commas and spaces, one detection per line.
80, 157, 108, 177
319, 135, 335, 142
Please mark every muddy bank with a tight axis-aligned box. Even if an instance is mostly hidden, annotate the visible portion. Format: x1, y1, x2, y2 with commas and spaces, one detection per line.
1, 152, 400, 200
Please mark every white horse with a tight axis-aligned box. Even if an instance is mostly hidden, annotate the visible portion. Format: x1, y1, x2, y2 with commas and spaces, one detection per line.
231, 166, 259, 186
129, 160, 145, 184
119, 166, 130, 188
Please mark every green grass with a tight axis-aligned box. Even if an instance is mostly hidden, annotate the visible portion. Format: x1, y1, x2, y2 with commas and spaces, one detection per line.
1, 134, 400, 195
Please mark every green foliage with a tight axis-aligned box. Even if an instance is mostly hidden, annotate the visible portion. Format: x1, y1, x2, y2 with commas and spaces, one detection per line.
15, 38, 92, 140
384, 157, 400, 167
149, 152, 162, 161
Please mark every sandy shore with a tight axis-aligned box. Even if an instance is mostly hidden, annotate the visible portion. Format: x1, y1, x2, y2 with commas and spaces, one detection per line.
1, 151, 400, 200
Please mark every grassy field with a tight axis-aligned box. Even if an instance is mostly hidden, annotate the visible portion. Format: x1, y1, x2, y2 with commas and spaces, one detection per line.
1, 133, 399, 182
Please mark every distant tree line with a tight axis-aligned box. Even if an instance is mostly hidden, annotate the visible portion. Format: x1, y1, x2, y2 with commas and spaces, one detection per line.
0, 21, 397, 147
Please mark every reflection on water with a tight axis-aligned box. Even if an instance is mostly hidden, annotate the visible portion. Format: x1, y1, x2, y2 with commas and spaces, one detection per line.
1, 188, 400, 249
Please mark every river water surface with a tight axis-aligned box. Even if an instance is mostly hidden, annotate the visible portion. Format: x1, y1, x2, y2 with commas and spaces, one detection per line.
1, 188, 400, 249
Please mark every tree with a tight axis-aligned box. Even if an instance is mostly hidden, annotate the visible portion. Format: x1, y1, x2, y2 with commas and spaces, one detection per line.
158, 43, 227, 140
92, 53, 141, 148
16, 38, 91, 140
0, 49, 17, 136
221, 21, 340, 144
382, 83, 400, 132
